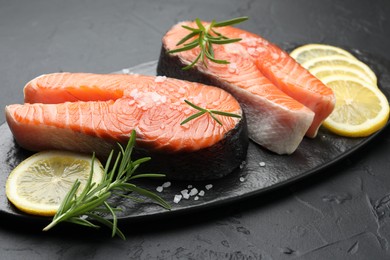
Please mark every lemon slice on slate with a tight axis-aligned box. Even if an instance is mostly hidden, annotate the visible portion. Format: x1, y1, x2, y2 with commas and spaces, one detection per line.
310, 65, 375, 85
6, 151, 104, 216
290, 43, 357, 64
301, 55, 377, 85
320, 75, 389, 137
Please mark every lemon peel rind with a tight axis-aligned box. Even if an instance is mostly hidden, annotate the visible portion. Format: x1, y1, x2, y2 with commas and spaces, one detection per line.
301, 55, 378, 85
290, 44, 357, 64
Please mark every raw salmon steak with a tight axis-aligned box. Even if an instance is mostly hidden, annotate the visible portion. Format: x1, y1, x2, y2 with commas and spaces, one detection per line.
158, 21, 331, 154
6, 73, 248, 180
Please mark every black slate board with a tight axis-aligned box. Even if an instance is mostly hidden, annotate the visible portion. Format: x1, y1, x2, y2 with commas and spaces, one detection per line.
0, 47, 389, 223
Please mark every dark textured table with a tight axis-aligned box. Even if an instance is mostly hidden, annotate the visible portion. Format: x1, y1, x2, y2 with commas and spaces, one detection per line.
1, 0, 390, 259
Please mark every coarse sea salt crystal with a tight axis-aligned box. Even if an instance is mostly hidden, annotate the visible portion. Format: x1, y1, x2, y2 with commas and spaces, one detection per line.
189, 188, 198, 196
184, 109, 192, 115
122, 68, 130, 74
173, 195, 182, 203
242, 37, 257, 47
178, 87, 186, 94
205, 184, 213, 190
154, 75, 167, 83
181, 189, 190, 199
247, 47, 258, 56
198, 190, 205, 196
256, 47, 266, 53
180, 123, 190, 129
271, 52, 280, 60
259, 162, 266, 167
156, 186, 163, 192
187, 185, 193, 189
228, 63, 238, 74
130, 89, 139, 98
162, 181, 171, 188
194, 196, 199, 201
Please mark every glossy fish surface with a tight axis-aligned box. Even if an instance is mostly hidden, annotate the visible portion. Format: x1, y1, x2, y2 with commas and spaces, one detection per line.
158, 21, 333, 154
6, 73, 248, 180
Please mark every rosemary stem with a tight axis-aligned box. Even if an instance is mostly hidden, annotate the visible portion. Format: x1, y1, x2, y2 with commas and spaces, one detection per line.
43, 214, 67, 231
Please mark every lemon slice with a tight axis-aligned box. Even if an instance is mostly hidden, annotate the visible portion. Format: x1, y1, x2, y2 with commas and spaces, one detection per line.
320, 75, 389, 137
302, 55, 377, 85
290, 44, 356, 64
310, 65, 376, 85
6, 151, 104, 216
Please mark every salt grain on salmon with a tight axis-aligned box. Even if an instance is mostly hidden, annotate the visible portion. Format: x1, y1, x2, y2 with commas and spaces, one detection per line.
6, 73, 249, 181
154, 75, 167, 83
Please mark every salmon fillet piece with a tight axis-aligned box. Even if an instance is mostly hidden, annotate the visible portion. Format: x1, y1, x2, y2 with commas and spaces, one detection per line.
6, 73, 248, 180
158, 21, 318, 154
216, 25, 335, 137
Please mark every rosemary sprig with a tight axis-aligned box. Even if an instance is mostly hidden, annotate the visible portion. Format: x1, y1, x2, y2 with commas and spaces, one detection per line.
181, 99, 241, 126
168, 16, 249, 70
43, 130, 170, 240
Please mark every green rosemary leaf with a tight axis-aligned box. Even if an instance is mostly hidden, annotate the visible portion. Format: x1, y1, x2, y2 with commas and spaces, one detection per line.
180, 111, 206, 125
204, 51, 230, 64
184, 99, 206, 111
208, 37, 242, 45
132, 157, 152, 167
103, 201, 117, 238
68, 193, 112, 217
209, 19, 216, 29
210, 28, 225, 38
209, 112, 223, 126
213, 16, 249, 27
113, 193, 145, 203
167, 41, 199, 53
55, 180, 80, 215
207, 42, 215, 58
181, 25, 201, 32
182, 53, 202, 70
77, 154, 96, 200
87, 213, 126, 240
67, 217, 100, 229
181, 100, 242, 126
195, 18, 206, 31
125, 184, 171, 210
176, 31, 199, 46
210, 110, 242, 118
129, 173, 166, 180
